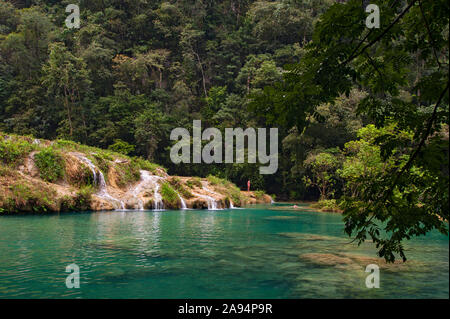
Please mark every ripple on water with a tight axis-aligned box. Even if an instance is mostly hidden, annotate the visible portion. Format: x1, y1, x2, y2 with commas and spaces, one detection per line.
0, 207, 447, 298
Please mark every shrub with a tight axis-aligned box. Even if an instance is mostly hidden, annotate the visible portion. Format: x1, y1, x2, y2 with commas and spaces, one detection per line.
311, 199, 342, 212
65, 159, 95, 188
0, 163, 16, 177
0, 137, 34, 166
115, 160, 141, 188
133, 157, 165, 174
254, 190, 266, 200
229, 187, 243, 206
93, 153, 110, 175
186, 177, 202, 188
206, 175, 222, 186
160, 182, 178, 207
169, 177, 193, 199
108, 139, 135, 155
73, 185, 94, 211
207, 175, 243, 206
34, 148, 65, 182
5, 183, 55, 213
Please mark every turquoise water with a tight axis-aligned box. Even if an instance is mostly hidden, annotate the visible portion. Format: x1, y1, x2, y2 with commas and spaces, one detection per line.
0, 204, 448, 299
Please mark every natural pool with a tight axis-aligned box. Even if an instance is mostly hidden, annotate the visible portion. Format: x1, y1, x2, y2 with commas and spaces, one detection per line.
0, 204, 448, 298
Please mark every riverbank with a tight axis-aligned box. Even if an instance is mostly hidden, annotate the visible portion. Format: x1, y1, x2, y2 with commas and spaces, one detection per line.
0, 132, 272, 214
269, 200, 343, 214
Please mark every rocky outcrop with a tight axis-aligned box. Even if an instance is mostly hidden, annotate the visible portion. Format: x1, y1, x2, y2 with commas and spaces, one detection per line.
241, 191, 273, 205
0, 133, 272, 213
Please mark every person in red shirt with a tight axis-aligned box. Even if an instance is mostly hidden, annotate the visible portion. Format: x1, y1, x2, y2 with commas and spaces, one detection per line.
247, 179, 250, 192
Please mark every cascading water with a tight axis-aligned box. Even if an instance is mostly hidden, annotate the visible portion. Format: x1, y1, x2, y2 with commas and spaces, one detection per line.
129, 170, 164, 211
175, 191, 187, 209
202, 185, 220, 209
78, 155, 97, 186
130, 170, 151, 210
203, 194, 218, 210
153, 181, 164, 210
191, 192, 218, 210
76, 155, 125, 210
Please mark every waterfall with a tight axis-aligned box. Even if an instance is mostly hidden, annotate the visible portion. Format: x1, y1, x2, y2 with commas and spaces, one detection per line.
229, 201, 235, 209
97, 170, 125, 210
128, 170, 165, 211
153, 181, 164, 210
176, 191, 187, 209
192, 192, 218, 210
203, 194, 218, 210
76, 155, 125, 210
78, 155, 97, 186
130, 170, 155, 211
203, 185, 219, 196
202, 185, 220, 209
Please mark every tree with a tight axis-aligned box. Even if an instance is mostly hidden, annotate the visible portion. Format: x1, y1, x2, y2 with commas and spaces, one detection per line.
338, 125, 396, 198
251, 0, 449, 261
303, 151, 340, 200
42, 42, 92, 140
134, 104, 169, 161
180, 23, 208, 97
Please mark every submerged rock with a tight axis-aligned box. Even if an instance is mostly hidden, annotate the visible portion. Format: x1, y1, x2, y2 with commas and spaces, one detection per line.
299, 252, 421, 272
90, 195, 115, 211
300, 253, 354, 266
278, 232, 344, 242
265, 216, 298, 220
102, 267, 126, 279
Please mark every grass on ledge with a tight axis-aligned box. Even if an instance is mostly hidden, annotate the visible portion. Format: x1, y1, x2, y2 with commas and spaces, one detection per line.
160, 182, 179, 208
206, 175, 244, 206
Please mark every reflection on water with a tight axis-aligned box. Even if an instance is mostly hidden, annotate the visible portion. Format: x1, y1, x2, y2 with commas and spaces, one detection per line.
0, 205, 448, 299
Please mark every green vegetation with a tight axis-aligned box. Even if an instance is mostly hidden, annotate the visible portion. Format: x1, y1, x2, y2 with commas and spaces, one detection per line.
254, 190, 266, 200
250, 0, 449, 261
169, 177, 193, 199
0, 177, 95, 214
206, 175, 223, 186
207, 175, 243, 206
72, 186, 94, 211
55, 140, 119, 162
311, 199, 341, 213
4, 183, 55, 213
186, 178, 202, 189
114, 161, 141, 188
133, 157, 165, 175
160, 182, 179, 208
0, 136, 35, 166
66, 161, 95, 188
92, 153, 111, 175
0, 0, 448, 261
34, 147, 64, 182
108, 139, 135, 155
303, 150, 341, 200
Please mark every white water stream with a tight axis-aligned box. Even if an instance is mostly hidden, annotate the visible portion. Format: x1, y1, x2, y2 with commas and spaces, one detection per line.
176, 191, 187, 209
129, 170, 164, 210
76, 155, 125, 210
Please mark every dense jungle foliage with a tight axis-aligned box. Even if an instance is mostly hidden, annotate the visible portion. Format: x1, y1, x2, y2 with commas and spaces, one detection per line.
0, 0, 448, 260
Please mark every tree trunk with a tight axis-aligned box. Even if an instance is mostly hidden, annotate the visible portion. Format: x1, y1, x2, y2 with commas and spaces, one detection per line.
194, 51, 207, 97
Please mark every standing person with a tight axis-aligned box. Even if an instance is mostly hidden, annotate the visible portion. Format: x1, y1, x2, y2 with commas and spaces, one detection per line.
247, 179, 250, 192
